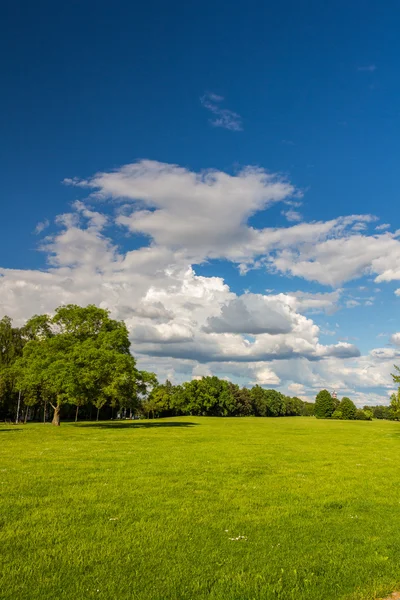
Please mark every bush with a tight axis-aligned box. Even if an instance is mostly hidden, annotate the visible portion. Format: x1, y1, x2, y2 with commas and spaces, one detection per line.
332, 409, 343, 419
355, 409, 368, 420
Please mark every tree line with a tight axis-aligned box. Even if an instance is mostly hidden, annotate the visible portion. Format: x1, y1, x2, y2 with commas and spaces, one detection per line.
314, 385, 400, 421
1, 304, 399, 425
0, 304, 315, 424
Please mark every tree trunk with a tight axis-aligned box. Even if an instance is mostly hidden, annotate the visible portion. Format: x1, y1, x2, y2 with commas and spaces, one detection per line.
75, 405, 79, 422
15, 390, 21, 424
96, 407, 100, 421
43, 401, 47, 424
52, 404, 61, 426
24, 406, 28, 423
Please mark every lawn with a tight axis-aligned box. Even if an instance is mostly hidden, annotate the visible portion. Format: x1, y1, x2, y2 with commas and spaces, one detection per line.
1, 417, 400, 600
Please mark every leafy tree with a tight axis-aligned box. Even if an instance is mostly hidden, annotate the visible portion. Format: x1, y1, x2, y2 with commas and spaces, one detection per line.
13, 305, 143, 425
264, 389, 286, 416
284, 396, 304, 416
363, 409, 373, 421
372, 405, 391, 419
314, 389, 335, 418
250, 385, 268, 416
301, 401, 315, 416
390, 389, 400, 421
339, 397, 357, 420
228, 383, 253, 416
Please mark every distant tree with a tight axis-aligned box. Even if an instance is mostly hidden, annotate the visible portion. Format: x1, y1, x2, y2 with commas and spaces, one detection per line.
363, 409, 373, 421
339, 397, 357, 420
250, 385, 268, 416
314, 389, 335, 418
372, 405, 391, 420
301, 401, 315, 416
390, 389, 400, 421
227, 383, 253, 416
264, 389, 286, 416
284, 396, 304, 416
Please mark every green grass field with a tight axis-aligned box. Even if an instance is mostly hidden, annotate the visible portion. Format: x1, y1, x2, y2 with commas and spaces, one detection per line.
1, 417, 400, 600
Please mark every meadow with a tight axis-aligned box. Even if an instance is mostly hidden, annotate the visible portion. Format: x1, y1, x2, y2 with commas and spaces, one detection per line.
1, 417, 400, 600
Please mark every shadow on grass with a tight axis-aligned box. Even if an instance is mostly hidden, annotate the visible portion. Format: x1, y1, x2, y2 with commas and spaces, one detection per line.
0, 428, 23, 433
73, 421, 198, 429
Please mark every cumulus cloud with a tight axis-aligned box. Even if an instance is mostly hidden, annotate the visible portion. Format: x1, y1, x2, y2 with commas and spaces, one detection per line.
287, 290, 342, 314
203, 294, 296, 335
390, 333, 400, 346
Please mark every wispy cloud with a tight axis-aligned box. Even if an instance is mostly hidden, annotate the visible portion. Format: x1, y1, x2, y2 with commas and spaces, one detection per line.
281, 139, 295, 146
282, 209, 302, 222
357, 64, 377, 72
200, 92, 243, 131
375, 223, 390, 231
34, 219, 50, 234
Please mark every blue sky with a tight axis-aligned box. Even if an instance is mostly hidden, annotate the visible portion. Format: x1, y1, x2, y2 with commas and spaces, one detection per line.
1, 0, 400, 404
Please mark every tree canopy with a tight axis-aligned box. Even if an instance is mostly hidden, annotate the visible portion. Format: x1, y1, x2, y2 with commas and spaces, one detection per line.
1, 305, 152, 425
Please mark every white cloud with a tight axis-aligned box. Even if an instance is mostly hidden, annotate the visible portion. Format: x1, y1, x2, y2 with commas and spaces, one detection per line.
346, 299, 360, 308
395, 289, 400, 297
66, 159, 296, 264
282, 209, 302, 222
34, 219, 50, 234
200, 92, 243, 131
288, 290, 342, 314
253, 367, 281, 386
390, 333, 400, 346
375, 223, 390, 231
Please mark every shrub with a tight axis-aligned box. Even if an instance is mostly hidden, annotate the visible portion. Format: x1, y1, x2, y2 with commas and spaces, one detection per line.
332, 409, 343, 419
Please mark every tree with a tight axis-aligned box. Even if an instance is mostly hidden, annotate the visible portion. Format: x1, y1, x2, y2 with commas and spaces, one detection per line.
13, 304, 145, 425
284, 396, 304, 416
314, 389, 335, 419
250, 385, 268, 416
339, 397, 357, 420
390, 389, 400, 421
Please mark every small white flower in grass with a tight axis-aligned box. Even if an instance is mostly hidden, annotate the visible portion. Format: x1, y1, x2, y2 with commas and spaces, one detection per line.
109, 518, 119, 521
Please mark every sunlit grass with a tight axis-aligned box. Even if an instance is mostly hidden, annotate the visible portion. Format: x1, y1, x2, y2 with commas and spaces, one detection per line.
1, 417, 400, 599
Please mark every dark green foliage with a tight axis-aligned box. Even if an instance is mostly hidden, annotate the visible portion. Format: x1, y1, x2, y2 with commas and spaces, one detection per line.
301, 401, 315, 416
315, 389, 335, 418
371, 405, 392, 420
339, 397, 357, 420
